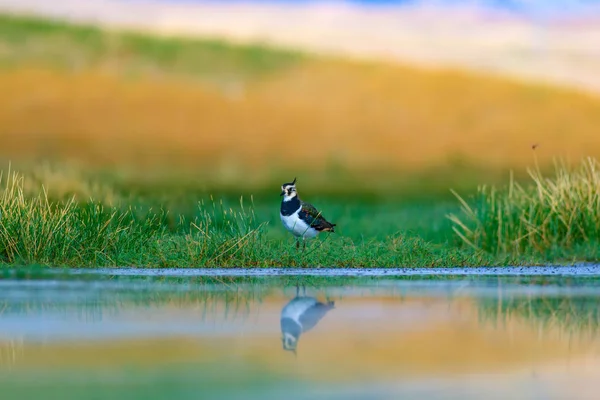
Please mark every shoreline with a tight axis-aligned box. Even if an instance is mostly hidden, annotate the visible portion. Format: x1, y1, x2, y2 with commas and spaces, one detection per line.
65, 265, 600, 276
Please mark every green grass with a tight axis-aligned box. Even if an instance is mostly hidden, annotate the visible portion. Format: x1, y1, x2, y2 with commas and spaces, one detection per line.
449, 156, 600, 260
0, 163, 594, 268
0, 170, 165, 266
0, 167, 484, 267
0, 13, 303, 82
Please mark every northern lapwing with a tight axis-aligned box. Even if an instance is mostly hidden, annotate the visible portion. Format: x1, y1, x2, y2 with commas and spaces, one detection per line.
279, 178, 336, 249
280, 285, 335, 355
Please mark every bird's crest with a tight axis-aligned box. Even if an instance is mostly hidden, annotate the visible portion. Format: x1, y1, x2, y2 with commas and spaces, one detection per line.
281, 177, 299, 198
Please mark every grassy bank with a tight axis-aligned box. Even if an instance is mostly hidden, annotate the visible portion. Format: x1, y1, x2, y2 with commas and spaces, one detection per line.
1, 15, 600, 199
0, 168, 484, 268
0, 166, 489, 267
1, 160, 599, 268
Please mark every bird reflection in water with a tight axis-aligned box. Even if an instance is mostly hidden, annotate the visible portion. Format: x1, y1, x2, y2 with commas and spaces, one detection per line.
280, 285, 335, 355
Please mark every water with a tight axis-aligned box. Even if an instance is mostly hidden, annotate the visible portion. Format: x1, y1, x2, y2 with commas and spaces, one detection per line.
0, 269, 599, 399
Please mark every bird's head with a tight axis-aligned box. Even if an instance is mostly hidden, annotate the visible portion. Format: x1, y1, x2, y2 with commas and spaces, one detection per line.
281, 332, 298, 355
280, 178, 297, 201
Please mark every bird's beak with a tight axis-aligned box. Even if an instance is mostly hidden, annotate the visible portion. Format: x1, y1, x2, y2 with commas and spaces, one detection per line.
280, 190, 285, 196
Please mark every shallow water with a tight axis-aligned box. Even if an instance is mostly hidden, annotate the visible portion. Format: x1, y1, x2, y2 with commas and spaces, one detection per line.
0, 269, 599, 399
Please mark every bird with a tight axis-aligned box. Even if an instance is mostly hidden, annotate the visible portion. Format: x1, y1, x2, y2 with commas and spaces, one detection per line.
280, 285, 335, 355
279, 177, 336, 250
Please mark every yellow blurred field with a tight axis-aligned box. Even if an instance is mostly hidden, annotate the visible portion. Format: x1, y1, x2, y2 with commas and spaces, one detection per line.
2, 64, 600, 178
1, 15, 600, 195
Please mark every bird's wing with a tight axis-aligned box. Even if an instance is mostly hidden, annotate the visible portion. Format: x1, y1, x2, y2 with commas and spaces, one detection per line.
300, 201, 321, 219
298, 301, 335, 332
300, 201, 336, 231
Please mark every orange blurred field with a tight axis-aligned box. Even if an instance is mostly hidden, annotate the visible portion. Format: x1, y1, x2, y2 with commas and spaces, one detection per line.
3, 65, 600, 180
2, 15, 600, 194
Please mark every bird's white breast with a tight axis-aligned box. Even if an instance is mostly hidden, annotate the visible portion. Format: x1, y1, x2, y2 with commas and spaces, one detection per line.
280, 208, 318, 238
281, 297, 318, 322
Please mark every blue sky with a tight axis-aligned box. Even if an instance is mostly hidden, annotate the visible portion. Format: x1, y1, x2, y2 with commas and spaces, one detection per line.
170, 0, 600, 17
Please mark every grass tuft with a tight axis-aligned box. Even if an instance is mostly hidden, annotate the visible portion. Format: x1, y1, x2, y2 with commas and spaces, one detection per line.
449, 157, 600, 256
0, 168, 273, 268
176, 197, 266, 266
0, 169, 164, 266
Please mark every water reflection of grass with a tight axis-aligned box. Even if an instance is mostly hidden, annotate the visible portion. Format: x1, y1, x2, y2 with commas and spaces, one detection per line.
477, 280, 600, 338
0, 273, 375, 321
0, 339, 23, 371
0, 365, 302, 400
0, 276, 263, 322
2, 274, 599, 387
5, 272, 600, 332
0, 272, 475, 328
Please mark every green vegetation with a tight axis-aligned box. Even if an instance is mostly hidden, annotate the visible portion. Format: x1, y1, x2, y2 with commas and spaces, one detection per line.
0, 166, 496, 268
477, 276, 600, 337
0, 14, 303, 81
0, 161, 597, 268
0, 169, 165, 267
449, 157, 600, 260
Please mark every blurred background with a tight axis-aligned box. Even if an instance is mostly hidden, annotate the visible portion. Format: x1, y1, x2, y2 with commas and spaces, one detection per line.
0, 0, 599, 204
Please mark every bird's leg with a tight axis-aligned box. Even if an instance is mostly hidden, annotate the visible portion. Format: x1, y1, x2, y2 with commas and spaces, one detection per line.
296, 239, 300, 250
303, 239, 306, 251
302, 284, 306, 296
295, 284, 300, 297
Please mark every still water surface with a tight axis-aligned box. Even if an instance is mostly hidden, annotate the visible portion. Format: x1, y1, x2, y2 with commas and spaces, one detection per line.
0, 270, 599, 399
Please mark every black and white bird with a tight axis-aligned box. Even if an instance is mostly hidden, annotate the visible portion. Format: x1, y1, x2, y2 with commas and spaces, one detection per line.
279, 178, 336, 249
280, 285, 335, 355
